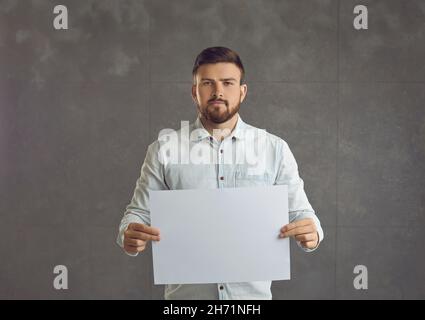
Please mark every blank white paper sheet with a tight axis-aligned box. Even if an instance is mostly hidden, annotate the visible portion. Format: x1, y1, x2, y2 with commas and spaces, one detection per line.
150, 185, 290, 284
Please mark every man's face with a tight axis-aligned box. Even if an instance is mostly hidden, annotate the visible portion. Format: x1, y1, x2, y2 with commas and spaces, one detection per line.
192, 62, 247, 124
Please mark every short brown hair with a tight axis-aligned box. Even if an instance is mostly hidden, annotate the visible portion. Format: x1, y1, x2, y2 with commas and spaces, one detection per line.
192, 46, 245, 84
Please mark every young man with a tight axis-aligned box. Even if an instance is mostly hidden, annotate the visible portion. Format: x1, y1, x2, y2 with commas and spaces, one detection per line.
117, 47, 324, 300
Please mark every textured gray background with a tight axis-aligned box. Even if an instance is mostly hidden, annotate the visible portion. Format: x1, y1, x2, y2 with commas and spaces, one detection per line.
1, 0, 424, 299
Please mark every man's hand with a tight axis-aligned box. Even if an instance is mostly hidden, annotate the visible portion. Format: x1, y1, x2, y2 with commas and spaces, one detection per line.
279, 218, 319, 249
124, 223, 161, 254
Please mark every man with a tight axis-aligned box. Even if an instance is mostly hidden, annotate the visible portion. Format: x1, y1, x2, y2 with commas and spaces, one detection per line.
117, 46, 324, 300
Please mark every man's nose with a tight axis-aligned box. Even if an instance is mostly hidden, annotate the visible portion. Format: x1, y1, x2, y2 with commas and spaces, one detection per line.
211, 87, 224, 99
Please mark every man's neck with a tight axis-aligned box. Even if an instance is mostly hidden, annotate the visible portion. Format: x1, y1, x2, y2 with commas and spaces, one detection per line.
200, 113, 239, 141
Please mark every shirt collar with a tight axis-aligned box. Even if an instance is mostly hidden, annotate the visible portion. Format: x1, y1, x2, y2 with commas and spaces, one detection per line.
190, 114, 246, 142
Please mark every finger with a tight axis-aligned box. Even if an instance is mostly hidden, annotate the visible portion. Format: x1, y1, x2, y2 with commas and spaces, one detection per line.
131, 223, 161, 235
295, 233, 316, 242
128, 231, 161, 241
280, 218, 313, 232
137, 245, 147, 252
124, 243, 146, 253
124, 245, 139, 254
301, 240, 317, 249
140, 232, 161, 241
126, 230, 161, 241
281, 225, 315, 238
130, 223, 161, 236
124, 238, 146, 247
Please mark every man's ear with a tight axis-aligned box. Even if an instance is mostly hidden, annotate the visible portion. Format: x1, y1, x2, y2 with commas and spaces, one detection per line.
240, 84, 248, 103
191, 84, 197, 103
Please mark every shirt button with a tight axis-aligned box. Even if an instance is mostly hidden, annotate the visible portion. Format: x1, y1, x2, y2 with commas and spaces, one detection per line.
220, 176, 224, 180
220, 149, 223, 153
219, 285, 224, 290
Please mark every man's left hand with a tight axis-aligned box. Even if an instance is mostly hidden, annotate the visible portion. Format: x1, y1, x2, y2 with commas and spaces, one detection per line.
279, 218, 319, 249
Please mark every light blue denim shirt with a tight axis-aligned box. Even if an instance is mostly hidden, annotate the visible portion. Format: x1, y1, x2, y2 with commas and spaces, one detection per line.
117, 114, 324, 300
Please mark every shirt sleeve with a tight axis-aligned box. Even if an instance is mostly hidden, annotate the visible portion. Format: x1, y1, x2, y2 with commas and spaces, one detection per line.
116, 141, 169, 256
274, 139, 324, 252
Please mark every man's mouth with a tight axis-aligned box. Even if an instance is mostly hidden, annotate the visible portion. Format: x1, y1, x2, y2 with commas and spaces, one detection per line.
209, 100, 226, 105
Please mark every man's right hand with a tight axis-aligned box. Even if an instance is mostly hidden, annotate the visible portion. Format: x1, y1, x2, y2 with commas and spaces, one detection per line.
123, 223, 161, 254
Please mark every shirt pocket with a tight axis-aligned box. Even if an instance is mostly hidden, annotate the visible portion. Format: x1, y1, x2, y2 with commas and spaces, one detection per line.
234, 169, 272, 188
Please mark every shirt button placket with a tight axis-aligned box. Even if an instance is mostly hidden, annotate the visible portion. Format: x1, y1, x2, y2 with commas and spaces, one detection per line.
218, 142, 225, 188
218, 284, 225, 299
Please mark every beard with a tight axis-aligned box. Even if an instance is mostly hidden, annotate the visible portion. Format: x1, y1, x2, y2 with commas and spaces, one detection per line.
198, 98, 241, 124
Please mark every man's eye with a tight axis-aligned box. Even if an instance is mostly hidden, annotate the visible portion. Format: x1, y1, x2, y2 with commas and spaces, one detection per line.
203, 82, 211, 86
224, 82, 233, 86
